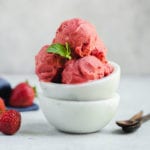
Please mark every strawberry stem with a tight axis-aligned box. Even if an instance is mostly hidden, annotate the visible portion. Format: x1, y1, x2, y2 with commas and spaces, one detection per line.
33, 86, 38, 97
25, 80, 29, 84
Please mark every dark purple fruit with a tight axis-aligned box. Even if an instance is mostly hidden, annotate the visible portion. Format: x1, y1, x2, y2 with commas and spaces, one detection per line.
0, 78, 12, 105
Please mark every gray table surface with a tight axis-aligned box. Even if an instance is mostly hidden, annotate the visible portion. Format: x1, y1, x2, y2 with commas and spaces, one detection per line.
0, 75, 150, 150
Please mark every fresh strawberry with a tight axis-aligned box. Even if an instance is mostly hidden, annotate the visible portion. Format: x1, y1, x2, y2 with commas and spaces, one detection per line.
0, 97, 6, 113
9, 82, 36, 107
0, 110, 21, 135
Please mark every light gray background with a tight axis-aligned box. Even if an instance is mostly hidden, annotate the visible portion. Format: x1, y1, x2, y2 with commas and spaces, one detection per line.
0, 0, 150, 75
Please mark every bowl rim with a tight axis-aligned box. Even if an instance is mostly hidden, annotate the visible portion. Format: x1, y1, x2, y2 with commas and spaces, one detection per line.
40, 61, 120, 88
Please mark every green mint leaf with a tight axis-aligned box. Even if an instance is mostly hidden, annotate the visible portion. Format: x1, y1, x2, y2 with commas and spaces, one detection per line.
65, 42, 72, 59
47, 43, 72, 59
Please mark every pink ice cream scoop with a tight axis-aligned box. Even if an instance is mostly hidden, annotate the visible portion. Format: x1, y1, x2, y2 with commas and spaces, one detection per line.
35, 45, 65, 82
53, 18, 107, 62
35, 18, 114, 84
62, 56, 105, 84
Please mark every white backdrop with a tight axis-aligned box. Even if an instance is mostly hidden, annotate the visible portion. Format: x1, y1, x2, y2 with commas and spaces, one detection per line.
0, 0, 150, 75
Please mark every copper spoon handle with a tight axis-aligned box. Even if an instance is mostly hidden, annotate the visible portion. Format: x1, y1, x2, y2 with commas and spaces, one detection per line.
141, 114, 150, 123
130, 111, 143, 121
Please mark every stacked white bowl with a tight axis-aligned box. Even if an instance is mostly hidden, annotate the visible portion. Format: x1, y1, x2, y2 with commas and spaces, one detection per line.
39, 62, 120, 133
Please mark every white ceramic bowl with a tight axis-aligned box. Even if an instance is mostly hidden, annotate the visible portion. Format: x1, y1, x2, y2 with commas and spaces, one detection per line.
40, 62, 120, 101
39, 93, 120, 133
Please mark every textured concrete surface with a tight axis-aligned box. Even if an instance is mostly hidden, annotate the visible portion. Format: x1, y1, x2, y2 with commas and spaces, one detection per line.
0, 0, 150, 74
0, 74, 150, 150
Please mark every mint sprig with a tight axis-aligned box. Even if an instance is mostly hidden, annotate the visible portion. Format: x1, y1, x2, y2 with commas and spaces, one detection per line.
47, 43, 72, 59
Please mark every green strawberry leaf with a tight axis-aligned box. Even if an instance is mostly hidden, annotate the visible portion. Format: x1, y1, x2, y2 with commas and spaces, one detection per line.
25, 80, 37, 97
47, 43, 72, 59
